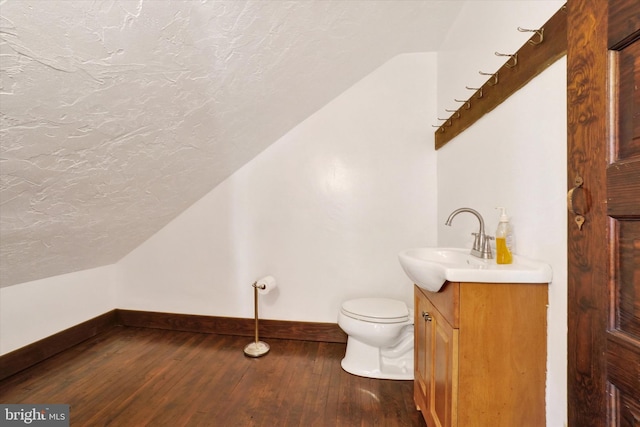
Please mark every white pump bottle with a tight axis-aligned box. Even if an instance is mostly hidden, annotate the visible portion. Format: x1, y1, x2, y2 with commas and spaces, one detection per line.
495, 207, 514, 264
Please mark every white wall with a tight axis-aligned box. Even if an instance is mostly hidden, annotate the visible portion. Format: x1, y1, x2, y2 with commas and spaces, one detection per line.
0, 264, 117, 355
435, 3, 567, 426
116, 53, 439, 322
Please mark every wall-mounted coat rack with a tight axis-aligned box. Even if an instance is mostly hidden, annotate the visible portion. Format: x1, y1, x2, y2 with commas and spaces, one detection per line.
434, 4, 567, 150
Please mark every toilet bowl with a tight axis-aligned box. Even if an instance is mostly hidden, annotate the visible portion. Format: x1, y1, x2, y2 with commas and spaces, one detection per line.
338, 297, 414, 380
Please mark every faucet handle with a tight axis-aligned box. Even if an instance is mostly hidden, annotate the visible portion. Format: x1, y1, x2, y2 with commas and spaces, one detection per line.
482, 235, 494, 259
471, 232, 481, 251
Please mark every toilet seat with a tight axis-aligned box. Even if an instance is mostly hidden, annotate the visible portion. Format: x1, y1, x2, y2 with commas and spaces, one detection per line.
341, 298, 409, 324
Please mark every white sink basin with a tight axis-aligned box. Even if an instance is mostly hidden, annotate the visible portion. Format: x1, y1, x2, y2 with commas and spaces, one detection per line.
398, 247, 553, 292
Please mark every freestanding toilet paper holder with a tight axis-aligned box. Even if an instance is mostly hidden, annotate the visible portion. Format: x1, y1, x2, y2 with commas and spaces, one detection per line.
244, 281, 270, 357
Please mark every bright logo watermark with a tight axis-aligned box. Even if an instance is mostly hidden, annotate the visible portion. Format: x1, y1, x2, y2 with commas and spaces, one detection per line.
1, 405, 69, 426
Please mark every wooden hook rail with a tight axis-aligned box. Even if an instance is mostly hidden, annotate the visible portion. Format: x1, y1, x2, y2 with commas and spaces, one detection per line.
435, 4, 567, 149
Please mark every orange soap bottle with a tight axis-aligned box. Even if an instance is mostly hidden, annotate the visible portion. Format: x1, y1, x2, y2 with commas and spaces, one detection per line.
495, 207, 513, 265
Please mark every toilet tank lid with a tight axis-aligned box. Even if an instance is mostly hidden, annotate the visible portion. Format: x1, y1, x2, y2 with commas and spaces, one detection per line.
341, 298, 408, 321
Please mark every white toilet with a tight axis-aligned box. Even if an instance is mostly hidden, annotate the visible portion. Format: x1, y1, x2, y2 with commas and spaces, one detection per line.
338, 297, 414, 380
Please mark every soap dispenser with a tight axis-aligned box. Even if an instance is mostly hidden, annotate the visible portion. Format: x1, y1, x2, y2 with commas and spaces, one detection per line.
495, 207, 513, 264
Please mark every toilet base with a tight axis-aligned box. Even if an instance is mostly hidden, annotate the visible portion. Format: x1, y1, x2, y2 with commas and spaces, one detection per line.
340, 332, 414, 381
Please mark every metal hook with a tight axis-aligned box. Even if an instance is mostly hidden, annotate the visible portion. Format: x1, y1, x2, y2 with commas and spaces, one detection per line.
454, 99, 471, 110
465, 86, 483, 99
445, 109, 460, 118
431, 125, 446, 133
437, 118, 453, 127
517, 27, 544, 45
495, 52, 518, 68
479, 71, 499, 86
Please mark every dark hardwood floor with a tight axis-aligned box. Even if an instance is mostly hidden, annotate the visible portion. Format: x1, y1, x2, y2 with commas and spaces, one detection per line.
0, 326, 426, 426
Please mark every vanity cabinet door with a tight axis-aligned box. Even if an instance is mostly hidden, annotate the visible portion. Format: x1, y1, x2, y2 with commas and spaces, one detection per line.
429, 299, 457, 427
414, 288, 432, 413
415, 286, 459, 427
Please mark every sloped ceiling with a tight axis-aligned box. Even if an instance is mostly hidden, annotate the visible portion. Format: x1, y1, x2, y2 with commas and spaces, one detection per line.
0, 0, 463, 287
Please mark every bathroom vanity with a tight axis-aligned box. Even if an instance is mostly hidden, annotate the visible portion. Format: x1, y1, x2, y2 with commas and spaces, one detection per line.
414, 281, 548, 427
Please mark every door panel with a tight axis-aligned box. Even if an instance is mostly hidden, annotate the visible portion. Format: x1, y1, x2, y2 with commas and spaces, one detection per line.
614, 221, 640, 338
614, 39, 640, 160
617, 391, 640, 427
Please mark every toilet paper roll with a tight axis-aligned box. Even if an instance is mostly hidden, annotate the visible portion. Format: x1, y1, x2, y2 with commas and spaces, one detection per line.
255, 275, 277, 295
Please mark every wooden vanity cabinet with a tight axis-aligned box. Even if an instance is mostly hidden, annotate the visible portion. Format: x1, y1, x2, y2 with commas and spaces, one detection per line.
414, 281, 548, 427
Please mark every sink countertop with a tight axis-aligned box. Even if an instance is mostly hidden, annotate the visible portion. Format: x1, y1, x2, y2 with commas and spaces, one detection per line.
398, 247, 553, 292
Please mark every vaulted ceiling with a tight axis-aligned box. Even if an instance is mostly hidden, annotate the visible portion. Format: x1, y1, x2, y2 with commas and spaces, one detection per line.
0, 1, 466, 287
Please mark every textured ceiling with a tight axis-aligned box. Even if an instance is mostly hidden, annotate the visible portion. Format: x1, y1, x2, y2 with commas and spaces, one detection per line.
0, 0, 464, 287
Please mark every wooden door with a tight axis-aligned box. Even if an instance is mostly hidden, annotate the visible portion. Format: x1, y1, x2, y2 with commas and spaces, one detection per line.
607, 15, 640, 425
567, 1, 640, 425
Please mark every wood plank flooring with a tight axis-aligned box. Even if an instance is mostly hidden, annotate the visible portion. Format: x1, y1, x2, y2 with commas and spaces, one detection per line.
0, 326, 426, 426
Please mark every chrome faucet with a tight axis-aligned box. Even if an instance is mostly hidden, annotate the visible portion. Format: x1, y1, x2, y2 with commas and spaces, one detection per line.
445, 208, 493, 259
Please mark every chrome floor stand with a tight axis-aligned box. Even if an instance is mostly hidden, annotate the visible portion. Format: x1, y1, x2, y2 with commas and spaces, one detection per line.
244, 282, 270, 357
